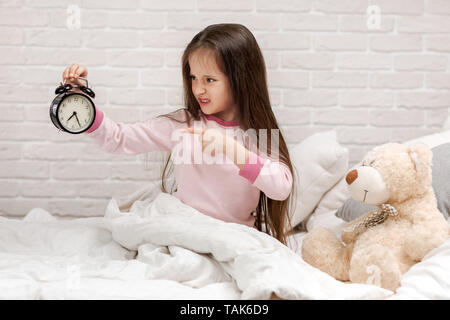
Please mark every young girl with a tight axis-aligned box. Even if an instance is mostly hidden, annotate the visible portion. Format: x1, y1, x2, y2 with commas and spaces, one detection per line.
62, 23, 297, 246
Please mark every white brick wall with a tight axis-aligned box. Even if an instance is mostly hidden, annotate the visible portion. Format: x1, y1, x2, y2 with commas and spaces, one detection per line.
0, 0, 449, 217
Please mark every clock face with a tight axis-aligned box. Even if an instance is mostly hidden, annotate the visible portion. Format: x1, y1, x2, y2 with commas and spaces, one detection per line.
57, 93, 95, 133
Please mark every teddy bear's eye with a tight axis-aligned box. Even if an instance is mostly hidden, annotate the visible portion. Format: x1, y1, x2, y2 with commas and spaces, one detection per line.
362, 160, 376, 167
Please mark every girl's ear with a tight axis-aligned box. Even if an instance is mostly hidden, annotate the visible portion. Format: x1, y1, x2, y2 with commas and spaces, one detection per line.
407, 143, 432, 178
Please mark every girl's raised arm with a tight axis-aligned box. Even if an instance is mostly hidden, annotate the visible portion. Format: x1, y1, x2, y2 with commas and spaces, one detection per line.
62, 64, 180, 155
86, 110, 178, 155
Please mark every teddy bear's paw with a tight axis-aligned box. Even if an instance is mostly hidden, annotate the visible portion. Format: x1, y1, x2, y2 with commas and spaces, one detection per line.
301, 227, 350, 281
349, 244, 402, 291
404, 221, 449, 262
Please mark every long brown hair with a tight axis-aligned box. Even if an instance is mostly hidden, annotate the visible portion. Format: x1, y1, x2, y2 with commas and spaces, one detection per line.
156, 23, 297, 246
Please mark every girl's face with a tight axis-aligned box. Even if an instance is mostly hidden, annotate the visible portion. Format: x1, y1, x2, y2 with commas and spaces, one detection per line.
189, 48, 240, 122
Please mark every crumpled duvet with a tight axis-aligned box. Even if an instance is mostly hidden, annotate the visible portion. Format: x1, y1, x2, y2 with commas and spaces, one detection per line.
0, 191, 398, 300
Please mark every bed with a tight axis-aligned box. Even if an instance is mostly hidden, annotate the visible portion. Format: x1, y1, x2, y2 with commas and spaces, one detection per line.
0, 130, 449, 300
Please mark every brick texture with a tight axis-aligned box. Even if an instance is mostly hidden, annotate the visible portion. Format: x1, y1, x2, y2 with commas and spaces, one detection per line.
0, 0, 448, 217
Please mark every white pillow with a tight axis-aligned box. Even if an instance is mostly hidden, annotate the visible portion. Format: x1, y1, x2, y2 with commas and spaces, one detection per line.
403, 129, 450, 149
288, 131, 349, 229
305, 177, 350, 233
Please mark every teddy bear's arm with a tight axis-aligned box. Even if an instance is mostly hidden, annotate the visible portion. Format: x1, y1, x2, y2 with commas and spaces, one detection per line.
403, 210, 449, 261
341, 209, 379, 245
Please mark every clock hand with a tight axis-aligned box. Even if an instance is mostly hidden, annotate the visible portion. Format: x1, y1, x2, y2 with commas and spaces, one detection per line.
66, 112, 75, 123
74, 113, 81, 127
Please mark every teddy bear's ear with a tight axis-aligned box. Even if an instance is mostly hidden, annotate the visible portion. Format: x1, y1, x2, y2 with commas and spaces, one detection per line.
407, 143, 432, 178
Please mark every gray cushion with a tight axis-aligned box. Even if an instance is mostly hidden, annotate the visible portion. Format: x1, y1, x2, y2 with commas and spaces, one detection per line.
336, 143, 450, 221
433, 143, 450, 219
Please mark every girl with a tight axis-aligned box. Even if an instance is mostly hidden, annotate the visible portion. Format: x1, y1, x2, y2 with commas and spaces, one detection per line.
62, 23, 297, 246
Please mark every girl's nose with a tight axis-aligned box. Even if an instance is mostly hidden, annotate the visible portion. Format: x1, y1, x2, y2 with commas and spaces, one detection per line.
194, 86, 206, 96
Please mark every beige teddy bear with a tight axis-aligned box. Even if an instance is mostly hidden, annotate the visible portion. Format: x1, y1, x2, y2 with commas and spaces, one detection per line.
301, 143, 449, 291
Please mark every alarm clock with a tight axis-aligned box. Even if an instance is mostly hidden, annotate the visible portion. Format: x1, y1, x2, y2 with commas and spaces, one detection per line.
50, 77, 96, 134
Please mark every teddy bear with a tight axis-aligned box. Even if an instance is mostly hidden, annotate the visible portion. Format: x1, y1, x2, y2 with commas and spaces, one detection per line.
301, 142, 449, 291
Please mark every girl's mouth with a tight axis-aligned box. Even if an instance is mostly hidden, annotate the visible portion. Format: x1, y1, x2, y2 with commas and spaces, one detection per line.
199, 98, 210, 106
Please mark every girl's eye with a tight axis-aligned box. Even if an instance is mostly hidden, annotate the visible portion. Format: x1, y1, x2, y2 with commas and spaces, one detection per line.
189, 76, 215, 83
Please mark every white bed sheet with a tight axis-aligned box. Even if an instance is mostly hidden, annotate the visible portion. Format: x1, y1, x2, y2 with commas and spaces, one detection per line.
0, 192, 448, 300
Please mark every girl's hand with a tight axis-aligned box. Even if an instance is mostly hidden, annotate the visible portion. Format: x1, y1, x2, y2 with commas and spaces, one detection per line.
62, 63, 88, 87
182, 127, 235, 158
182, 127, 250, 168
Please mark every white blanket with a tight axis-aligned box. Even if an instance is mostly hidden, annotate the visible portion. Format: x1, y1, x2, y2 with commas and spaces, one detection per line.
1, 192, 449, 299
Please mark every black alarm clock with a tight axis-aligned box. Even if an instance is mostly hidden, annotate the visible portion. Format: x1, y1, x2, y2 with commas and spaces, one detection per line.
50, 77, 96, 134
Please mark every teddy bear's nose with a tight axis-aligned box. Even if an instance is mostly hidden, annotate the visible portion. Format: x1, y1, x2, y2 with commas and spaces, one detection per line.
346, 169, 358, 185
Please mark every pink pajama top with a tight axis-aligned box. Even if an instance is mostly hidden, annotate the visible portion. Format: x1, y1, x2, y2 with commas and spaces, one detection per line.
86, 108, 293, 228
